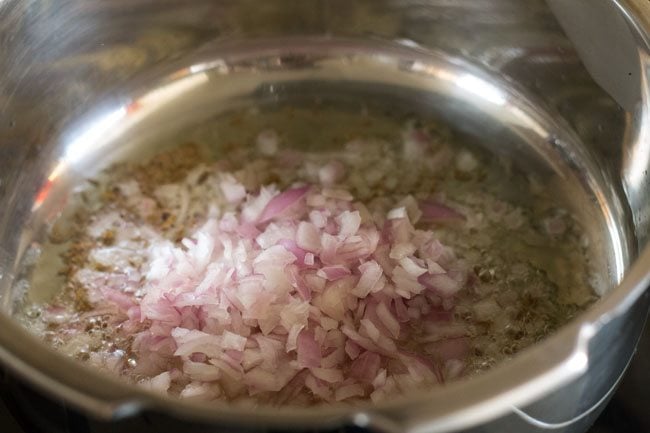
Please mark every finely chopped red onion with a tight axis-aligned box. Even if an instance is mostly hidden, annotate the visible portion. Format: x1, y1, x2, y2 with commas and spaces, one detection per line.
83, 177, 472, 402
19, 119, 595, 406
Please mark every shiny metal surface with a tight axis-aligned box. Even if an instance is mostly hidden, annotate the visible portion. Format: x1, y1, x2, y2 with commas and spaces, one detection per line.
0, 1, 649, 433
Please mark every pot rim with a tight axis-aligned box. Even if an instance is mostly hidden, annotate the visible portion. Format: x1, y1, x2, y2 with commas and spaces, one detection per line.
0, 1, 649, 432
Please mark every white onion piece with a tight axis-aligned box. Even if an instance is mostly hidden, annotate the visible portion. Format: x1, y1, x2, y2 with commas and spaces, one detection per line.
296, 221, 322, 252
336, 210, 361, 238
352, 260, 383, 298
219, 175, 247, 204
180, 382, 220, 400
387, 207, 407, 220
140, 372, 172, 393
335, 384, 365, 401
310, 367, 344, 383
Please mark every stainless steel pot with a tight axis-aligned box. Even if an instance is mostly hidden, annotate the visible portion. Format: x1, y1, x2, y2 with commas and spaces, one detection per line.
1, 1, 650, 432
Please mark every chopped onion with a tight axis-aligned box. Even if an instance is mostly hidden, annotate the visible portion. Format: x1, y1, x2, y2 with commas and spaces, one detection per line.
387, 207, 408, 220
67, 176, 478, 404
296, 330, 321, 368
336, 210, 361, 238
310, 367, 344, 383
296, 221, 322, 253
419, 273, 461, 297
219, 175, 247, 204
317, 265, 351, 281
350, 351, 381, 384
335, 383, 365, 401
258, 186, 310, 223
352, 260, 383, 298
420, 200, 466, 223
277, 239, 307, 264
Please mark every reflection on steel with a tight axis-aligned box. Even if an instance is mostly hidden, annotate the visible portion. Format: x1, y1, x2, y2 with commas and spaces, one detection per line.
455, 74, 506, 105
64, 107, 128, 165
